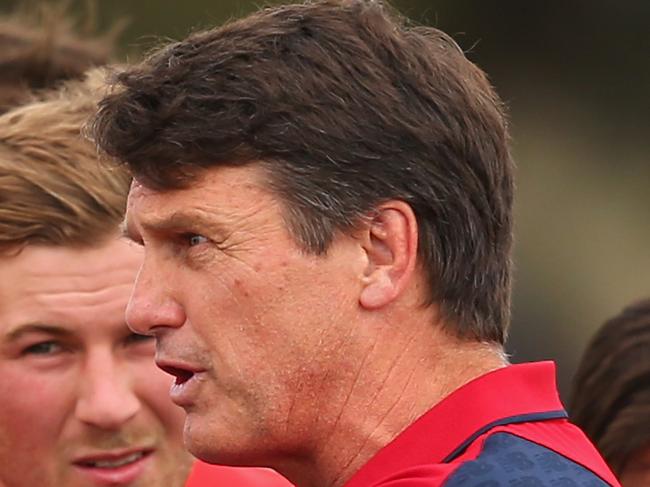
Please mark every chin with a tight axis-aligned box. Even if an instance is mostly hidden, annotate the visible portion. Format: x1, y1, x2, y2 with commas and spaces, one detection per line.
184, 409, 277, 467
186, 430, 268, 468
188, 445, 250, 468
184, 421, 233, 464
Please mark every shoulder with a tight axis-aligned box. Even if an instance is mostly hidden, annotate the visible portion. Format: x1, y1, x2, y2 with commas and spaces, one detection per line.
443, 432, 612, 486
370, 431, 617, 487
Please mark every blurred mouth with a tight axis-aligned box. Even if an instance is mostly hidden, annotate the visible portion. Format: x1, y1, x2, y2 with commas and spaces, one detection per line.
72, 448, 154, 485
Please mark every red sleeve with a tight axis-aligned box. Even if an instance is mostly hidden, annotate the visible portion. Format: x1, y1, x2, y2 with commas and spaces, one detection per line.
367, 464, 459, 486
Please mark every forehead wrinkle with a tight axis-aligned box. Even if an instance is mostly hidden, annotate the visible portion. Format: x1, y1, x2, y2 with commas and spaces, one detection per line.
20, 261, 136, 286
26, 280, 133, 304
2, 281, 131, 323
129, 166, 284, 241
139, 191, 275, 235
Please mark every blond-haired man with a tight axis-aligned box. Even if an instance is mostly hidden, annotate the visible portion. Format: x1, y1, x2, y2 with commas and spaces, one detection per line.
0, 71, 291, 487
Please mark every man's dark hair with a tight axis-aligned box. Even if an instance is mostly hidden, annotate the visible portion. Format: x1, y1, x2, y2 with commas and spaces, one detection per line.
90, 0, 514, 343
570, 299, 650, 474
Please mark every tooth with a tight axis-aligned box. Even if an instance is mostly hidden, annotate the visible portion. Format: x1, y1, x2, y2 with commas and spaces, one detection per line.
91, 452, 143, 468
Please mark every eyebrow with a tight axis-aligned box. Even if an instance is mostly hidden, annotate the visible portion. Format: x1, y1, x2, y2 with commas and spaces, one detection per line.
125, 210, 227, 241
4, 324, 73, 343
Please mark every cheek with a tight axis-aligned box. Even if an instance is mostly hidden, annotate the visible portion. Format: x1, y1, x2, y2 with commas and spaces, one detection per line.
0, 362, 74, 438
179, 254, 350, 383
0, 362, 75, 480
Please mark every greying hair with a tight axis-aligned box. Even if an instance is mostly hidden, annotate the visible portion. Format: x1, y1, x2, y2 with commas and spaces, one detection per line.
90, 0, 514, 343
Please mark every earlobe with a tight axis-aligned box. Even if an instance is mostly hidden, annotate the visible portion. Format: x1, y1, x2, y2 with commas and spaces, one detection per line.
358, 201, 418, 310
360, 272, 396, 309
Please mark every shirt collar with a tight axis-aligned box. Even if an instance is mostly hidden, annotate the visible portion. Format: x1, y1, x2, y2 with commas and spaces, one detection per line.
345, 361, 566, 486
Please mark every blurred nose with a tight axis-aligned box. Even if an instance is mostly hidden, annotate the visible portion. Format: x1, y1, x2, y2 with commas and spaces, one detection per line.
126, 258, 186, 336
75, 350, 139, 429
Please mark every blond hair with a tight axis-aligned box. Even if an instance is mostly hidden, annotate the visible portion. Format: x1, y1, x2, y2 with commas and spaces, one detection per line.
0, 68, 131, 254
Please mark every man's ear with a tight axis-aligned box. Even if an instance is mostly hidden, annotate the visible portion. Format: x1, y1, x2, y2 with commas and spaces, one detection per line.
359, 200, 418, 310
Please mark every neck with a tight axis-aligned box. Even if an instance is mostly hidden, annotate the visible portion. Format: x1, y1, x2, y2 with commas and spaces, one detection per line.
276, 311, 508, 486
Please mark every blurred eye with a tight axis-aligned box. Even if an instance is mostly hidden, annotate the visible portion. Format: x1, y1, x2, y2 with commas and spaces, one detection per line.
124, 333, 154, 345
124, 333, 155, 357
22, 341, 63, 356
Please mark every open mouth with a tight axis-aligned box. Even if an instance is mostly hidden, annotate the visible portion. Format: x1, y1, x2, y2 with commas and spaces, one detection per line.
159, 364, 195, 385
74, 449, 153, 469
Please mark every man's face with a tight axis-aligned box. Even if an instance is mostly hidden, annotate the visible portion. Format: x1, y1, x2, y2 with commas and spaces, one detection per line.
125, 164, 365, 465
0, 239, 192, 487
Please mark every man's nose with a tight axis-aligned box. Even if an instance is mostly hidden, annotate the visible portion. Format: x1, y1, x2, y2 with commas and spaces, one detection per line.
126, 259, 186, 336
75, 351, 140, 430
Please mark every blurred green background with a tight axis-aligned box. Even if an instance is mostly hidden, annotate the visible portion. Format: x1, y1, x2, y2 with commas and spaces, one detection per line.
2, 0, 648, 400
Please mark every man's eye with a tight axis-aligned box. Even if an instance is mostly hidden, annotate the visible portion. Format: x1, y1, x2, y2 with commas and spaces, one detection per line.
22, 341, 63, 356
186, 234, 209, 247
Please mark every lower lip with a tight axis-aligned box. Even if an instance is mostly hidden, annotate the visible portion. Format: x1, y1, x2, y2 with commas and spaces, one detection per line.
170, 372, 203, 407
73, 451, 153, 486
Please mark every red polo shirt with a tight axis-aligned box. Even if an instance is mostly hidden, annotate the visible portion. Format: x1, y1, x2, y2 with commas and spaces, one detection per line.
344, 362, 620, 486
185, 462, 292, 486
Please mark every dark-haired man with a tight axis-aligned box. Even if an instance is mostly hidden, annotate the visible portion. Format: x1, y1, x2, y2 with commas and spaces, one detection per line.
90, 1, 620, 485
571, 299, 650, 487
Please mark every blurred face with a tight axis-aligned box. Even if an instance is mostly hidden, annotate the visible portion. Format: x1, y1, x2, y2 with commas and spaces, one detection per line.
125, 164, 364, 465
620, 444, 650, 487
0, 239, 192, 487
